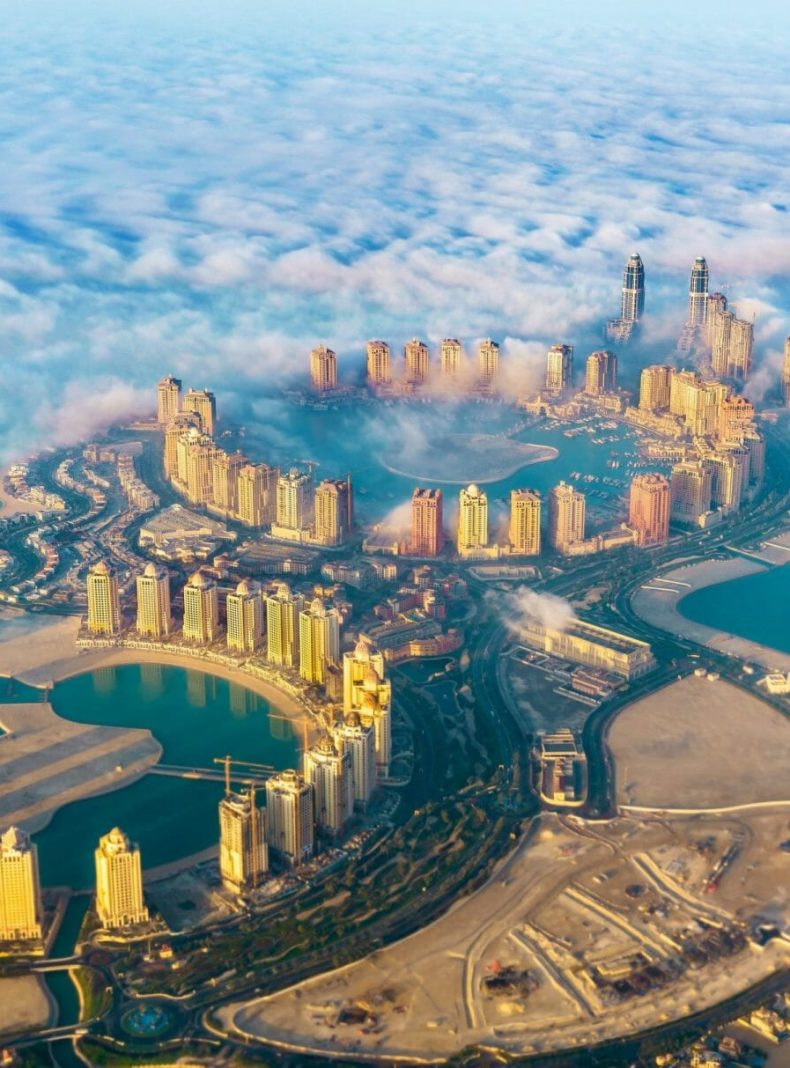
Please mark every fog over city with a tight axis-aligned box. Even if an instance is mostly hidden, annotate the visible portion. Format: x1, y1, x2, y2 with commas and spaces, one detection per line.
0, 0, 788, 458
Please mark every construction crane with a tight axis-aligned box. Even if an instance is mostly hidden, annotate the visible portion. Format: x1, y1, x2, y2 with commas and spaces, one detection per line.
213, 755, 277, 798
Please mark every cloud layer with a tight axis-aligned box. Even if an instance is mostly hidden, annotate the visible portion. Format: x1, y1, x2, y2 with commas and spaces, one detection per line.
0, 2, 788, 458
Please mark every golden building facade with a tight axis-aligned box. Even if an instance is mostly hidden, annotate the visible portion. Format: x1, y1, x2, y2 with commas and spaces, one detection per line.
94, 827, 149, 929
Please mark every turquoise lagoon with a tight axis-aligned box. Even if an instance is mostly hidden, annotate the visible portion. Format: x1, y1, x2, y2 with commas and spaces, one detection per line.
33, 663, 299, 889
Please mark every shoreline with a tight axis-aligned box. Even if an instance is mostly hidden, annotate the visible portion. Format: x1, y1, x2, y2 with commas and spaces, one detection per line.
380, 444, 558, 486
631, 554, 790, 671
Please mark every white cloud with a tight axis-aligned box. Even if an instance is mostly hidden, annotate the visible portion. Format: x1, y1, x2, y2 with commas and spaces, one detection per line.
0, 5, 787, 461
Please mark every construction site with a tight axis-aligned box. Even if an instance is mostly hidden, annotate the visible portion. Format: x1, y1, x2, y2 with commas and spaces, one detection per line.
217, 674, 790, 1062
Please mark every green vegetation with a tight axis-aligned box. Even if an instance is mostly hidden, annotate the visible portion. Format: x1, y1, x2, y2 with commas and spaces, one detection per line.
72, 964, 113, 1021
76, 1037, 220, 1066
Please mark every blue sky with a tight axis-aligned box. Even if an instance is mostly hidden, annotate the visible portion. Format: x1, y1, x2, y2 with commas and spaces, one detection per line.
0, 0, 788, 454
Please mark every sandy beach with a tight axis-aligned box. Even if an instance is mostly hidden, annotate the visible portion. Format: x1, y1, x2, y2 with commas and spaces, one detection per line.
631, 556, 790, 671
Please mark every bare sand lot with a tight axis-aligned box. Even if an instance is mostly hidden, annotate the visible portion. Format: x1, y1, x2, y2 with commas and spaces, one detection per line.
0, 975, 53, 1035
609, 674, 790, 811
0, 699, 161, 834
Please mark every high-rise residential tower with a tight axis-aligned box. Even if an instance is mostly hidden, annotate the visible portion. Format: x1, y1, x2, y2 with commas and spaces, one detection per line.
182, 571, 219, 644
212, 451, 247, 514
265, 583, 304, 667
688, 257, 710, 327
404, 339, 429, 386
310, 345, 337, 392
709, 304, 754, 379
303, 735, 354, 834
299, 598, 341, 685
638, 365, 673, 411
276, 468, 314, 531
628, 474, 670, 546
265, 771, 314, 867
333, 716, 377, 807
343, 637, 392, 779
163, 412, 200, 478
620, 253, 645, 322
544, 345, 574, 397
219, 788, 268, 894
584, 351, 617, 396
411, 487, 444, 557
237, 463, 278, 527
0, 826, 43, 942
226, 579, 264, 653
440, 338, 462, 379
548, 482, 585, 552
457, 484, 488, 557
87, 561, 122, 636
366, 340, 391, 386
509, 490, 541, 555
135, 563, 171, 639
183, 388, 217, 436
94, 827, 149, 929
670, 461, 712, 523
478, 339, 499, 384
314, 478, 353, 546
157, 375, 182, 424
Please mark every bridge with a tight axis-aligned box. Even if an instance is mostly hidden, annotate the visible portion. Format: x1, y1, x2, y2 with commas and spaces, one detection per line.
148, 763, 274, 784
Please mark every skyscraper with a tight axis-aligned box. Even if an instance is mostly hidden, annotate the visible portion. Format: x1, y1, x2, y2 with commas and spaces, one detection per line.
219, 788, 268, 894
783, 337, 790, 405
226, 579, 264, 653
299, 598, 341, 685
94, 827, 149, 929
310, 345, 337, 392
688, 257, 710, 327
314, 478, 353, 546
0, 826, 43, 942
628, 474, 670, 546
509, 490, 541, 555
212, 450, 247, 514
709, 305, 754, 380
183, 433, 219, 505
717, 394, 755, 443
237, 463, 278, 527
638, 365, 673, 411
265, 583, 304, 667
457, 484, 488, 557
366, 340, 391, 386
703, 451, 746, 512
163, 412, 200, 478
183, 388, 217, 436
584, 351, 617, 395
620, 253, 645, 322
440, 338, 462, 379
404, 338, 429, 386
135, 563, 171, 639
411, 487, 444, 557
276, 468, 314, 531
343, 637, 392, 779
670, 461, 712, 523
265, 771, 314, 867
87, 561, 121, 636
157, 375, 182, 425
182, 571, 219, 644
333, 717, 377, 807
544, 344, 574, 397
548, 482, 585, 552
303, 736, 354, 834
478, 339, 499, 384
